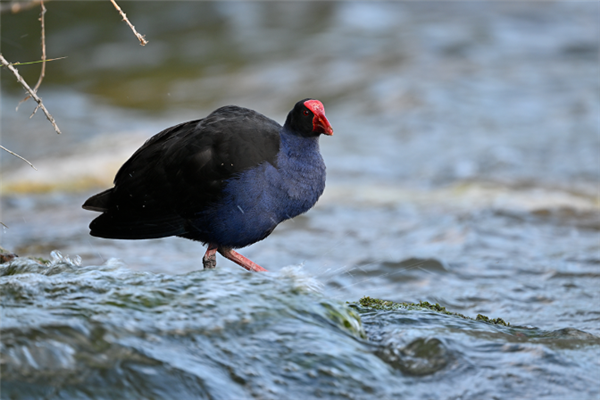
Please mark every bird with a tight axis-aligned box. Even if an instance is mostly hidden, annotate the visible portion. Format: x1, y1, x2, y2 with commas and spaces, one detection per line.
83, 99, 333, 272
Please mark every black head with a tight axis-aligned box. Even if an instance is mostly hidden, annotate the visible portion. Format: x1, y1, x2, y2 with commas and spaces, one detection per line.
283, 98, 334, 138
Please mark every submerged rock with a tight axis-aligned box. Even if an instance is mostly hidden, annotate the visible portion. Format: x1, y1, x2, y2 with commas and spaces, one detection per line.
0, 246, 18, 264
354, 296, 510, 326
376, 336, 451, 376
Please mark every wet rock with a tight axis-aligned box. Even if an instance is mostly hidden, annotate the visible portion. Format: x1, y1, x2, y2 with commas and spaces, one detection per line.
0, 246, 17, 263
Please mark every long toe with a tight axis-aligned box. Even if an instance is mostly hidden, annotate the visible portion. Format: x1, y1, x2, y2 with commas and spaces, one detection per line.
218, 248, 268, 272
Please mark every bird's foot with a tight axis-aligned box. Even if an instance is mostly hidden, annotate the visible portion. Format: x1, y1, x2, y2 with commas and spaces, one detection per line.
218, 247, 268, 272
202, 244, 218, 269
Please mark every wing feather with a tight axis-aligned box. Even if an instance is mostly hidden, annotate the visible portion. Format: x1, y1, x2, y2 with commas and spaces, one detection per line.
84, 106, 281, 240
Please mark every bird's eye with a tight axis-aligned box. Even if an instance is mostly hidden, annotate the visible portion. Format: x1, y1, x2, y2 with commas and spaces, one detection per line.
303, 110, 310, 116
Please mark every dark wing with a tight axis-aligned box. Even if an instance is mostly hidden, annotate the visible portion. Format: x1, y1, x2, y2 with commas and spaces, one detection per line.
83, 106, 281, 239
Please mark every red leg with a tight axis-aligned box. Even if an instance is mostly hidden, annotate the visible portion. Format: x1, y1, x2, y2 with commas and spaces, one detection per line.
218, 247, 268, 272
202, 244, 218, 269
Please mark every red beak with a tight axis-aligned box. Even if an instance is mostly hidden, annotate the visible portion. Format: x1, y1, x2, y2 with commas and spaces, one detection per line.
303, 99, 334, 136
313, 114, 333, 136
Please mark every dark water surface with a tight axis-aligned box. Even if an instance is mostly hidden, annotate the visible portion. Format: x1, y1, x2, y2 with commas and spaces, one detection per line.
1, 2, 599, 399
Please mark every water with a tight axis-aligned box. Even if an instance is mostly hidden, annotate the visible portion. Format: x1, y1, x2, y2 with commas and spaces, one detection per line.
2, 255, 598, 400
1, 2, 599, 399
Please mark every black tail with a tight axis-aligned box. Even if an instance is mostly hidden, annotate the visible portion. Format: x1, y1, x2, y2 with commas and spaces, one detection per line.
83, 188, 187, 239
88, 212, 187, 239
82, 189, 113, 212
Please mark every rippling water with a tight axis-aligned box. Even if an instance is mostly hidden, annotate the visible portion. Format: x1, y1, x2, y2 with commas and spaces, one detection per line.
2, 254, 598, 400
1, 2, 599, 399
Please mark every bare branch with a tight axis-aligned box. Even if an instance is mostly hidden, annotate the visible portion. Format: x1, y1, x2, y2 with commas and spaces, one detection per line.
0, 0, 50, 14
109, 0, 148, 46
18, 0, 47, 108
0, 145, 37, 170
32, 0, 47, 91
0, 54, 62, 134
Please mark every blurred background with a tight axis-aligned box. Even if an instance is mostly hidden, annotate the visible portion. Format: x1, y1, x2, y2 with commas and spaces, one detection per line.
1, 1, 599, 327
1, 2, 599, 398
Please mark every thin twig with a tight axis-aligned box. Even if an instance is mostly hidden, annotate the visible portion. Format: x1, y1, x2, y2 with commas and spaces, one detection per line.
0, 0, 50, 14
0, 145, 37, 170
18, 0, 47, 108
32, 0, 47, 92
10, 56, 67, 66
0, 54, 62, 134
109, 0, 148, 46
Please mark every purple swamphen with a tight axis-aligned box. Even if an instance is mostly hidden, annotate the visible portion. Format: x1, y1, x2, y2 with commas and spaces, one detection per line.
83, 99, 333, 272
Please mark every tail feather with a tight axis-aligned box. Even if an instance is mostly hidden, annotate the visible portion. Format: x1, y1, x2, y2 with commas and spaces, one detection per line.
82, 189, 113, 212
84, 188, 188, 240
89, 212, 186, 239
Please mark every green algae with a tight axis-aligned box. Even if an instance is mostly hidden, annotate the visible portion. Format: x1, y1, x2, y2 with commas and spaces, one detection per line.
351, 296, 510, 326
475, 313, 509, 326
